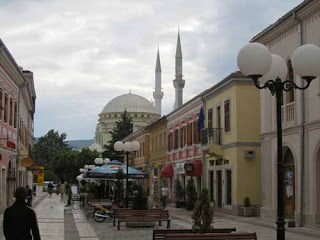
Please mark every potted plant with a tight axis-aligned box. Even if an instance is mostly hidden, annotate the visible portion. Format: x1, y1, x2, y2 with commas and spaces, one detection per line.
192, 188, 214, 232
185, 178, 197, 210
242, 197, 253, 216
174, 179, 185, 208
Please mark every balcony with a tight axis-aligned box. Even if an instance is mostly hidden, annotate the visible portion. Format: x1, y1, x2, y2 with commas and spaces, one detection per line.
201, 128, 222, 146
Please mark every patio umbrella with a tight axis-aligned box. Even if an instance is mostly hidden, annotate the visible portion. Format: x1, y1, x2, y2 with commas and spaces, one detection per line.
84, 162, 147, 179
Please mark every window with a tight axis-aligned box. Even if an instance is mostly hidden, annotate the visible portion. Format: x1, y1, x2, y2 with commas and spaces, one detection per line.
159, 133, 162, 148
187, 122, 192, 145
193, 119, 200, 144
4, 94, 8, 123
168, 132, 173, 151
226, 169, 232, 205
180, 128, 183, 148
174, 129, 179, 149
286, 60, 295, 103
208, 108, 213, 129
14, 102, 17, 128
183, 126, 186, 147
155, 135, 158, 150
224, 100, 230, 132
9, 98, 13, 126
0, 88, 2, 120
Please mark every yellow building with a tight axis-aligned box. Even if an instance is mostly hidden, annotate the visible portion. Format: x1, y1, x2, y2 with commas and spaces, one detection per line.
145, 117, 167, 201
122, 127, 150, 193
201, 72, 261, 216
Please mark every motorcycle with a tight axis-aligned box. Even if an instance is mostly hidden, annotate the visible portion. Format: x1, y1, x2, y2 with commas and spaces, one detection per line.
90, 203, 114, 222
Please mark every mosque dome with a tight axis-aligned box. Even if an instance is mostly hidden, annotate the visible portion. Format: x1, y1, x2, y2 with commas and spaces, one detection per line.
101, 93, 157, 114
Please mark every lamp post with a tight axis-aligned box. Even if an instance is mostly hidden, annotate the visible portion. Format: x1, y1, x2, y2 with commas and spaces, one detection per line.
114, 140, 140, 208
94, 158, 104, 166
237, 43, 320, 240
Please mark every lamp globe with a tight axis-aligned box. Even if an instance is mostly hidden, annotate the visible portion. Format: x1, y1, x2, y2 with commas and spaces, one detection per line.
261, 54, 288, 83
124, 142, 133, 152
114, 141, 124, 152
292, 44, 320, 78
237, 43, 272, 77
132, 141, 140, 152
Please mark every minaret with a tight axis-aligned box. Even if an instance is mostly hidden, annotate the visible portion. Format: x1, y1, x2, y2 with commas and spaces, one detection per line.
153, 48, 164, 115
173, 31, 185, 110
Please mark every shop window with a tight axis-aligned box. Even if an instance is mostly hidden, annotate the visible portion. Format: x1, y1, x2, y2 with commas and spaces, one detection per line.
226, 169, 232, 205
224, 100, 230, 132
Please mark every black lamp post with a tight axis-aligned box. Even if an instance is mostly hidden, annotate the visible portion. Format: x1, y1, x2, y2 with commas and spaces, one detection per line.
238, 43, 320, 240
114, 141, 140, 208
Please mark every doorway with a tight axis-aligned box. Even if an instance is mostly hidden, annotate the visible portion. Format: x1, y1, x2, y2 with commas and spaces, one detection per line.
209, 171, 214, 202
217, 170, 222, 208
316, 148, 320, 225
283, 147, 295, 219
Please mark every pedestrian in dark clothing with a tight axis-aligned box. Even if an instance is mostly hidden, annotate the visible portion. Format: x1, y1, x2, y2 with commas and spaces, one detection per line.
26, 185, 33, 207
65, 182, 71, 206
3, 187, 41, 240
47, 182, 54, 196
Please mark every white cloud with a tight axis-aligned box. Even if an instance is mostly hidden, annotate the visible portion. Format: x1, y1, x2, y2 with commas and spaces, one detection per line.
0, 0, 304, 139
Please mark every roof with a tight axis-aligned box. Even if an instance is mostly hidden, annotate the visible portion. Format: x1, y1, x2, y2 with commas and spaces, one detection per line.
101, 93, 157, 114
251, 0, 312, 42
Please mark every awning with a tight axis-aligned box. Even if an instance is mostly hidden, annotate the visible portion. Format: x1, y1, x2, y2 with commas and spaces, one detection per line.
160, 164, 174, 178
185, 160, 202, 177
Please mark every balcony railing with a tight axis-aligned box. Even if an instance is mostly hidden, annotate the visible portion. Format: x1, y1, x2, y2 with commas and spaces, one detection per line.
201, 128, 222, 146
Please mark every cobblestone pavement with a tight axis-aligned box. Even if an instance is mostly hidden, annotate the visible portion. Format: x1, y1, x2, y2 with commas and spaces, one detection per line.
1, 196, 320, 239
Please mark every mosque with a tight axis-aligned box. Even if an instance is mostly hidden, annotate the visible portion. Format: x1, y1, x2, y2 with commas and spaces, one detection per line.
89, 32, 185, 151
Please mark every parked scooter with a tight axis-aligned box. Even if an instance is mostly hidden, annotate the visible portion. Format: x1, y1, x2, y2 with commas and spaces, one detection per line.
90, 203, 114, 222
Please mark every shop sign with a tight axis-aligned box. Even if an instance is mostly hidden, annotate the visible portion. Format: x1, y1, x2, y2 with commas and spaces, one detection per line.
37, 166, 44, 186
175, 162, 185, 174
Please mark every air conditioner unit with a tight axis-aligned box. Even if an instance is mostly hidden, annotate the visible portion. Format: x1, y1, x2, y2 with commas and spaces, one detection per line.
245, 150, 255, 159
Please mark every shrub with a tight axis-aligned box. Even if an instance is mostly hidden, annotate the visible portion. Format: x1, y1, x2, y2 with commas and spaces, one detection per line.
185, 178, 197, 210
244, 197, 251, 207
174, 179, 185, 208
132, 184, 148, 210
192, 188, 214, 232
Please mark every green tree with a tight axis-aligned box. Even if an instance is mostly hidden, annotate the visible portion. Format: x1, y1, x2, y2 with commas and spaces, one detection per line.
192, 188, 214, 232
102, 110, 133, 160
185, 178, 197, 210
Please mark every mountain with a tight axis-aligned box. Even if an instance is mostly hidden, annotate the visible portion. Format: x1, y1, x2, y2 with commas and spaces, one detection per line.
66, 139, 94, 151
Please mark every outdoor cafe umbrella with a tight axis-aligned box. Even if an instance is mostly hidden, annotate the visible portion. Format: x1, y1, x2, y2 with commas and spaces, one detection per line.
84, 161, 147, 179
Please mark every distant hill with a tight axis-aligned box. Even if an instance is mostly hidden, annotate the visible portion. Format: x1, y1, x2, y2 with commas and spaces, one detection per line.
66, 139, 94, 151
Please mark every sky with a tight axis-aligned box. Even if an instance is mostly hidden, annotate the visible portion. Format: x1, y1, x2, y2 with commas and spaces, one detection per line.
0, 0, 303, 140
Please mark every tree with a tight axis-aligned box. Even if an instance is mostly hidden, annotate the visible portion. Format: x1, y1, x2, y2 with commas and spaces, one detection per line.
174, 179, 185, 208
185, 178, 197, 210
192, 188, 214, 232
102, 110, 133, 160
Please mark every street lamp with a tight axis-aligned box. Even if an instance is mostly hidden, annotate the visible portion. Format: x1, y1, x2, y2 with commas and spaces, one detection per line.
79, 168, 86, 173
237, 43, 320, 240
84, 165, 89, 171
114, 140, 140, 208
94, 158, 104, 165
104, 158, 110, 164
88, 165, 95, 170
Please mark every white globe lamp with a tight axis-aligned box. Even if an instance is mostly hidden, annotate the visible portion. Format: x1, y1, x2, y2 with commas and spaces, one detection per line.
114, 141, 124, 152
291, 44, 320, 78
84, 165, 89, 170
124, 142, 133, 152
261, 54, 288, 83
104, 158, 110, 164
132, 141, 140, 152
237, 43, 272, 77
94, 158, 104, 165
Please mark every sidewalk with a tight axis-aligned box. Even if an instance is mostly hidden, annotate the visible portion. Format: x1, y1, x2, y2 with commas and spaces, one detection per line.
167, 205, 320, 240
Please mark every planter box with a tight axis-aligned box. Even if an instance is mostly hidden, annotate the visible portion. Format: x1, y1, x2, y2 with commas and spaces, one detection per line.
242, 207, 253, 217
126, 221, 155, 228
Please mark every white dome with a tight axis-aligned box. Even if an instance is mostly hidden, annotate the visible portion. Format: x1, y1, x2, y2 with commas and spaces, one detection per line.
101, 93, 157, 114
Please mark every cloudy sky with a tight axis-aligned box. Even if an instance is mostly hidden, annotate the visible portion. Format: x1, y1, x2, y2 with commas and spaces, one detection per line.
0, 0, 303, 140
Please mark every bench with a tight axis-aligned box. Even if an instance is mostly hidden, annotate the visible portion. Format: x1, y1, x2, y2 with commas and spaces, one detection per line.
117, 209, 171, 230
164, 232, 257, 240
153, 228, 237, 240
113, 208, 163, 226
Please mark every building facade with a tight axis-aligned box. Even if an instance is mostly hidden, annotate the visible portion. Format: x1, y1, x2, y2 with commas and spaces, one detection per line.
0, 40, 36, 209
164, 95, 203, 201
145, 116, 167, 201
201, 72, 261, 215
251, 0, 320, 226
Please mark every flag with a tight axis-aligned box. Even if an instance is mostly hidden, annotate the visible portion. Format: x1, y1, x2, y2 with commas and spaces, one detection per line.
197, 106, 205, 132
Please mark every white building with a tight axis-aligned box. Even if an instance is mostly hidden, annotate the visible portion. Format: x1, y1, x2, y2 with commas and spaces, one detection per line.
252, 0, 320, 226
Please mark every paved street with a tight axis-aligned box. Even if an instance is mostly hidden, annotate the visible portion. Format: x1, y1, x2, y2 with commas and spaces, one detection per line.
0, 195, 320, 239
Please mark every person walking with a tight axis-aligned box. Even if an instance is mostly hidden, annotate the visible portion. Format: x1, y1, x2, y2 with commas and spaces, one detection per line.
56, 183, 61, 196
60, 182, 65, 202
3, 187, 41, 240
47, 182, 54, 197
161, 184, 169, 209
65, 182, 71, 206
26, 185, 33, 207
